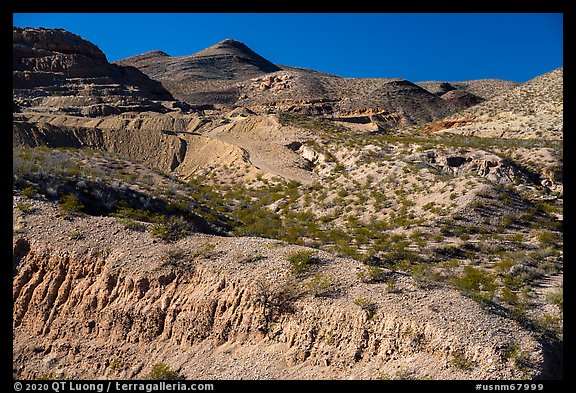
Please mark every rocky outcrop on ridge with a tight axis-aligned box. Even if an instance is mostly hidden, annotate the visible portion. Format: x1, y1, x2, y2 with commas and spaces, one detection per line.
13, 27, 178, 116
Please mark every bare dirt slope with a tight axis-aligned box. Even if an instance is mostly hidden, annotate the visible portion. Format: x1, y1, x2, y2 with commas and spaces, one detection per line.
13, 196, 552, 380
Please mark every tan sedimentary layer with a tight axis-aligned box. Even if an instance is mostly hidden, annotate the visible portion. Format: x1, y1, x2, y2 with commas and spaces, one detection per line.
13, 198, 544, 380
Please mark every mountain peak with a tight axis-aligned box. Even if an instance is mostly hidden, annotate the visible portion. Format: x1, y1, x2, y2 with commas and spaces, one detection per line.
187, 38, 281, 76
214, 38, 246, 48
192, 38, 267, 60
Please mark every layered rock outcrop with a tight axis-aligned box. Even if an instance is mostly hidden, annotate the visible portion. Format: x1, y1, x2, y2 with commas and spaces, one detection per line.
13, 27, 177, 115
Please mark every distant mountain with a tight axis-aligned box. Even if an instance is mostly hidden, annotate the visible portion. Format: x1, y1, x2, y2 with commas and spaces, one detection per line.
234, 72, 457, 129
116, 38, 466, 128
114, 39, 285, 107
115, 39, 281, 82
416, 79, 520, 100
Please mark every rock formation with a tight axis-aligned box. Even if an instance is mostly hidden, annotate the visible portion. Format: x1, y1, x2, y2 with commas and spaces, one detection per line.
13, 27, 177, 116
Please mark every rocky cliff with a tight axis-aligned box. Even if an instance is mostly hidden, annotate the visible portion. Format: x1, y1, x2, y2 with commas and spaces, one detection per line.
13, 27, 177, 115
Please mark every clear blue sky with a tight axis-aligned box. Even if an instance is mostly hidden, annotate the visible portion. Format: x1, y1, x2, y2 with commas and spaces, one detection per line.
13, 13, 563, 82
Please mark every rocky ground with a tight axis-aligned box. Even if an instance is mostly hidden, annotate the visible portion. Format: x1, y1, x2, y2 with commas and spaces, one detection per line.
12, 195, 560, 380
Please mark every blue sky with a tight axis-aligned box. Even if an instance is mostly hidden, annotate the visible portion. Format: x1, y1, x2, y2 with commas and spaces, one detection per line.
13, 13, 563, 82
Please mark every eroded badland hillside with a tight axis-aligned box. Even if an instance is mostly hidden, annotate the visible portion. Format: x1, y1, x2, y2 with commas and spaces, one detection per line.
12, 27, 563, 380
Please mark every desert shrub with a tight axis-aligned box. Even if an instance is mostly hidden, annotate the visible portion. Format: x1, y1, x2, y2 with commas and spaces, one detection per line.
120, 218, 147, 232
254, 279, 300, 334
158, 246, 193, 270
513, 351, 536, 373
536, 230, 561, 247
451, 265, 497, 301
545, 289, 563, 311
21, 186, 37, 198
305, 273, 334, 297
190, 243, 217, 259
112, 203, 161, 223
357, 266, 389, 283
288, 250, 320, 276
498, 341, 520, 362
434, 244, 467, 259
232, 208, 282, 238
16, 201, 34, 214
149, 216, 190, 242
59, 193, 84, 216
146, 363, 180, 380
385, 278, 401, 293
66, 229, 83, 240
450, 350, 474, 370
109, 358, 124, 370
501, 214, 517, 228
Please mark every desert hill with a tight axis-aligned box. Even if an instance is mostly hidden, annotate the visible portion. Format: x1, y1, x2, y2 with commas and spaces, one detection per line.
12, 26, 563, 381
423, 68, 563, 140
115, 39, 281, 81
114, 39, 282, 108
115, 39, 477, 130
416, 79, 520, 100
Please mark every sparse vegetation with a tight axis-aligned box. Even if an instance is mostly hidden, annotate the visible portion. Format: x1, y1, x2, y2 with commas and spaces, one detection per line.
150, 216, 191, 242
305, 273, 334, 297
158, 246, 194, 270
450, 350, 474, 370
59, 193, 84, 216
254, 279, 299, 334
146, 363, 180, 380
16, 201, 34, 214
288, 250, 320, 276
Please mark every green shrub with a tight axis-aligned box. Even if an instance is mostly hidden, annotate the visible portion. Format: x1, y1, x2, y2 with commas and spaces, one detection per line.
146, 363, 180, 380
149, 216, 190, 242
109, 358, 124, 371
288, 250, 320, 276
499, 341, 520, 362
385, 278, 401, 293
59, 194, 84, 216
16, 201, 34, 214
357, 266, 389, 283
158, 246, 193, 270
305, 273, 333, 297
254, 279, 300, 333
112, 203, 160, 223
66, 229, 83, 240
451, 265, 497, 301
545, 289, 563, 311
536, 230, 560, 247
450, 350, 474, 370
21, 186, 37, 198
120, 218, 147, 232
